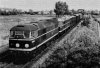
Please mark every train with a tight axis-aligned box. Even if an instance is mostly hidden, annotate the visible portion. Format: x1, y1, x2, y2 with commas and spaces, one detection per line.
9, 14, 82, 56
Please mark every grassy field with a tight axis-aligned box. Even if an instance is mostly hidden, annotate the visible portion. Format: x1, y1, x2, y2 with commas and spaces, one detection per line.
0, 15, 55, 47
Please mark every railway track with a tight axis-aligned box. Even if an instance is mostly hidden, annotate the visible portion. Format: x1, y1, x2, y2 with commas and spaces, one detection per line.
0, 20, 83, 68
21, 20, 84, 68
0, 45, 53, 68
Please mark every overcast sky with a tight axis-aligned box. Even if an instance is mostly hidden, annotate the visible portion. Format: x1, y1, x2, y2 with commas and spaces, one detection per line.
0, 0, 100, 11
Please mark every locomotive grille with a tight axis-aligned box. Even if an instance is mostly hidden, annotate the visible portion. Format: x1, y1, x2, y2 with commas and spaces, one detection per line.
9, 40, 33, 49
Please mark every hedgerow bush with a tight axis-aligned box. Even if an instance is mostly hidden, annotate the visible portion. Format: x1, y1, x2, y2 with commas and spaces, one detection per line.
88, 18, 99, 36
81, 16, 90, 27
40, 17, 100, 68
81, 16, 99, 36
40, 46, 68, 68
66, 27, 100, 68
41, 27, 100, 68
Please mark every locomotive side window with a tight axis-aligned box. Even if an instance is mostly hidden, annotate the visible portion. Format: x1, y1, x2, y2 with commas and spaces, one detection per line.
24, 31, 30, 38
31, 31, 38, 38
10, 31, 14, 37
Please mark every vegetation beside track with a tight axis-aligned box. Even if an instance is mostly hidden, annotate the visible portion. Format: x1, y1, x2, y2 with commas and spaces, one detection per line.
38, 16, 100, 68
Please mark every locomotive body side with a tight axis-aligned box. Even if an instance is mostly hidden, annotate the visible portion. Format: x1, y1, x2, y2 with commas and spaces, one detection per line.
58, 16, 77, 33
9, 18, 59, 54
9, 15, 81, 55
58, 14, 82, 34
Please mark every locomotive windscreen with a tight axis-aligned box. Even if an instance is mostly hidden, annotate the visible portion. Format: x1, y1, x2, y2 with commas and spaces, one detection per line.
15, 31, 23, 35
15, 31, 24, 35
10, 30, 31, 39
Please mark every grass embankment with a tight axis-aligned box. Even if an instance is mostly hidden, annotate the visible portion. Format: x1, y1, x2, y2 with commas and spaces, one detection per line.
39, 16, 100, 68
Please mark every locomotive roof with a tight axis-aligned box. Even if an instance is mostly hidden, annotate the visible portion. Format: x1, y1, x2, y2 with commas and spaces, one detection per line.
10, 24, 38, 31
10, 18, 58, 31
31, 18, 58, 29
39, 18, 58, 26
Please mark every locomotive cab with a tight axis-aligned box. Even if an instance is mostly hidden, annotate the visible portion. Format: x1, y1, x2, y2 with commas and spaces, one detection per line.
9, 24, 38, 52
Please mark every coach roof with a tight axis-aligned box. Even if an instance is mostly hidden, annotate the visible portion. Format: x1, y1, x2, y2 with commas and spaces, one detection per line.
10, 24, 38, 31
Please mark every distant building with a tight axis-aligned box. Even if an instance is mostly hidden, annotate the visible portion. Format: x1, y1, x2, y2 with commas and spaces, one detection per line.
0, 8, 22, 12
42, 11, 50, 15
77, 9, 85, 14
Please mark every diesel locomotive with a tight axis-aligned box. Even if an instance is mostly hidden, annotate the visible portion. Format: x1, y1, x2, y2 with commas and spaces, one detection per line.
9, 14, 82, 55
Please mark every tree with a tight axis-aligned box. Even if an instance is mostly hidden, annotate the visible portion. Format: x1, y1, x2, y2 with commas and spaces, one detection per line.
12, 9, 18, 15
71, 9, 77, 15
41, 11, 44, 15
49, 10, 52, 15
28, 9, 34, 15
54, 1, 69, 17
63, 2, 69, 15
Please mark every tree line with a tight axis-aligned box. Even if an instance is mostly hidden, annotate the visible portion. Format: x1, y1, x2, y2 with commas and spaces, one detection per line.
0, 8, 55, 15
0, 1, 98, 16
0, 1, 70, 16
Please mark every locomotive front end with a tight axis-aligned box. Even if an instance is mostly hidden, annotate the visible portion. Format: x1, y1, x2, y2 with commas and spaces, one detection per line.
9, 24, 38, 55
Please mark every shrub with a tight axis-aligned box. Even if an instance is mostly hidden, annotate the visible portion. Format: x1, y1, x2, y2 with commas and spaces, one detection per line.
81, 16, 90, 27
40, 21, 100, 68
66, 27, 100, 68
41, 46, 68, 68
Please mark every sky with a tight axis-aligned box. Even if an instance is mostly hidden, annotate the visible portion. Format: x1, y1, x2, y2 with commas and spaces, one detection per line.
0, 0, 100, 11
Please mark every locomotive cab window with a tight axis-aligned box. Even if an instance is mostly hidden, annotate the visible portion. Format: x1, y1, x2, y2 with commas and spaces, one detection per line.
15, 31, 25, 38
11, 31, 32, 39
15, 31, 24, 35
